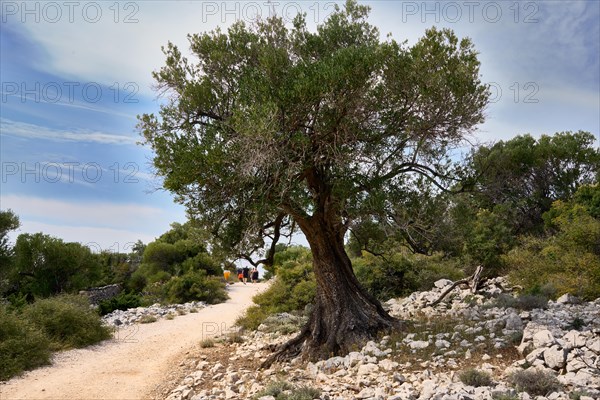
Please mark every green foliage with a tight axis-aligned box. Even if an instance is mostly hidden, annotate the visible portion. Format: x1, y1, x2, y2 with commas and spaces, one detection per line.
127, 221, 223, 305
353, 252, 464, 300
126, 270, 148, 293
0, 305, 51, 381
22, 294, 111, 350
236, 305, 269, 331
470, 131, 599, 235
162, 270, 228, 304
493, 293, 548, 311
142, 241, 186, 274
237, 246, 315, 329
199, 338, 215, 348
491, 394, 519, 400
139, 315, 157, 324
0, 209, 19, 279
139, 0, 489, 271
508, 369, 562, 396
253, 380, 321, 400
506, 185, 600, 300
11, 233, 102, 298
463, 208, 514, 273
459, 368, 493, 387
98, 292, 143, 315
567, 317, 586, 331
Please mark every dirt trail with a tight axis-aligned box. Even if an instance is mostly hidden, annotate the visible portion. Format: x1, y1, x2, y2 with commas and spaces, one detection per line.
0, 283, 267, 400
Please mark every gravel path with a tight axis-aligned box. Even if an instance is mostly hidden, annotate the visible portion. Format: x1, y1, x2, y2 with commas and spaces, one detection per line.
0, 283, 267, 400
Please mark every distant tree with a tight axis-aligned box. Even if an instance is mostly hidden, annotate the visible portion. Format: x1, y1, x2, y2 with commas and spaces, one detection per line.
0, 209, 20, 269
139, 1, 489, 361
507, 184, 600, 299
470, 131, 599, 234
131, 222, 221, 287
12, 233, 102, 298
0, 209, 20, 295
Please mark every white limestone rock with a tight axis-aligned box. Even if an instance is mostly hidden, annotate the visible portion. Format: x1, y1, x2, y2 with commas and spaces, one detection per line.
543, 345, 567, 369
532, 329, 555, 347
409, 340, 430, 350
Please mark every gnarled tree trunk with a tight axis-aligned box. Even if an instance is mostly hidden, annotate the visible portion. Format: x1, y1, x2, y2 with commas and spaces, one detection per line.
263, 206, 400, 366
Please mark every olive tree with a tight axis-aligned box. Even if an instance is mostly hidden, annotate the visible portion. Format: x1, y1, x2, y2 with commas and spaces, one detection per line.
139, 1, 489, 362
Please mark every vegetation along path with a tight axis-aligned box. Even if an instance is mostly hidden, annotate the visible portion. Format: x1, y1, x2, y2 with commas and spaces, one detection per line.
0, 283, 267, 400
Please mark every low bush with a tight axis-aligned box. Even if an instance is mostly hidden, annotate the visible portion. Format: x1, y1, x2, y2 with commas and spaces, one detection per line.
98, 292, 143, 315
237, 247, 315, 330
226, 332, 244, 344
253, 380, 321, 400
494, 293, 548, 311
139, 315, 157, 323
459, 368, 493, 387
163, 270, 228, 304
353, 251, 464, 300
0, 306, 51, 381
22, 294, 111, 350
506, 191, 600, 300
236, 305, 269, 330
491, 393, 519, 400
508, 369, 561, 396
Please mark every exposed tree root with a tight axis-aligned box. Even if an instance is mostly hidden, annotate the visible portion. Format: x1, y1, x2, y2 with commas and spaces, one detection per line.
261, 303, 403, 369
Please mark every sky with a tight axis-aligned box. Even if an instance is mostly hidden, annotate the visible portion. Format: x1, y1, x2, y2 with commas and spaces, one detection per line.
1, 0, 599, 255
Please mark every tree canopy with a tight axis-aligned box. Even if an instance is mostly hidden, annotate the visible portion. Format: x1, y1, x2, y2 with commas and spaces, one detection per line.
139, 1, 488, 262
139, 0, 489, 360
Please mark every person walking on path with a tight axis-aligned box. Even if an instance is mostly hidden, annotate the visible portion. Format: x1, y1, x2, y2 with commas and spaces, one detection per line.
251, 268, 259, 283
242, 266, 250, 284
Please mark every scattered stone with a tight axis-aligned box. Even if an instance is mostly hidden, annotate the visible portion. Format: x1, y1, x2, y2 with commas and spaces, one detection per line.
556, 293, 579, 304
162, 277, 600, 400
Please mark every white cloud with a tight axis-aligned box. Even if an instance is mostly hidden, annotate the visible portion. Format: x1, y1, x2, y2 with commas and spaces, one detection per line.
11, 221, 157, 253
0, 194, 180, 230
0, 118, 136, 145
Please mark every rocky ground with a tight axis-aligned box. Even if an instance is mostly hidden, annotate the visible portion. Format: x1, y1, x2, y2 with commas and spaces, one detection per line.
102, 301, 207, 326
160, 278, 600, 400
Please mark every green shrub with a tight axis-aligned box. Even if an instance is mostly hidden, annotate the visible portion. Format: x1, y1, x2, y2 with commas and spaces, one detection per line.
226, 332, 244, 344
567, 317, 586, 331
253, 380, 321, 400
570, 390, 596, 400
508, 369, 561, 396
236, 305, 269, 330
163, 270, 228, 304
200, 338, 215, 348
0, 306, 51, 381
23, 294, 111, 350
507, 193, 600, 300
254, 381, 293, 399
139, 315, 157, 323
237, 247, 315, 330
459, 368, 493, 387
463, 208, 515, 274
98, 292, 143, 315
491, 393, 519, 400
353, 251, 464, 300
286, 386, 321, 400
494, 293, 548, 311
125, 270, 147, 293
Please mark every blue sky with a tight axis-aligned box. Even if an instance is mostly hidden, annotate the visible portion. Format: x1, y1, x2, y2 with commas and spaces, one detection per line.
1, 0, 599, 252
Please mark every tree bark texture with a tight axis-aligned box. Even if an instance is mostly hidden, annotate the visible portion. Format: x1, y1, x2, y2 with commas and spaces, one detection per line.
263, 204, 400, 366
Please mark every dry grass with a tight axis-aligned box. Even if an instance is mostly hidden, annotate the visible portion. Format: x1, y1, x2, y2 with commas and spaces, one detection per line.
387, 314, 522, 374
139, 315, 158, 324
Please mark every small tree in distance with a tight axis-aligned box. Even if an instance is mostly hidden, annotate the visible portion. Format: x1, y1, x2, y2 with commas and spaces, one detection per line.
139, 1, 489, 363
